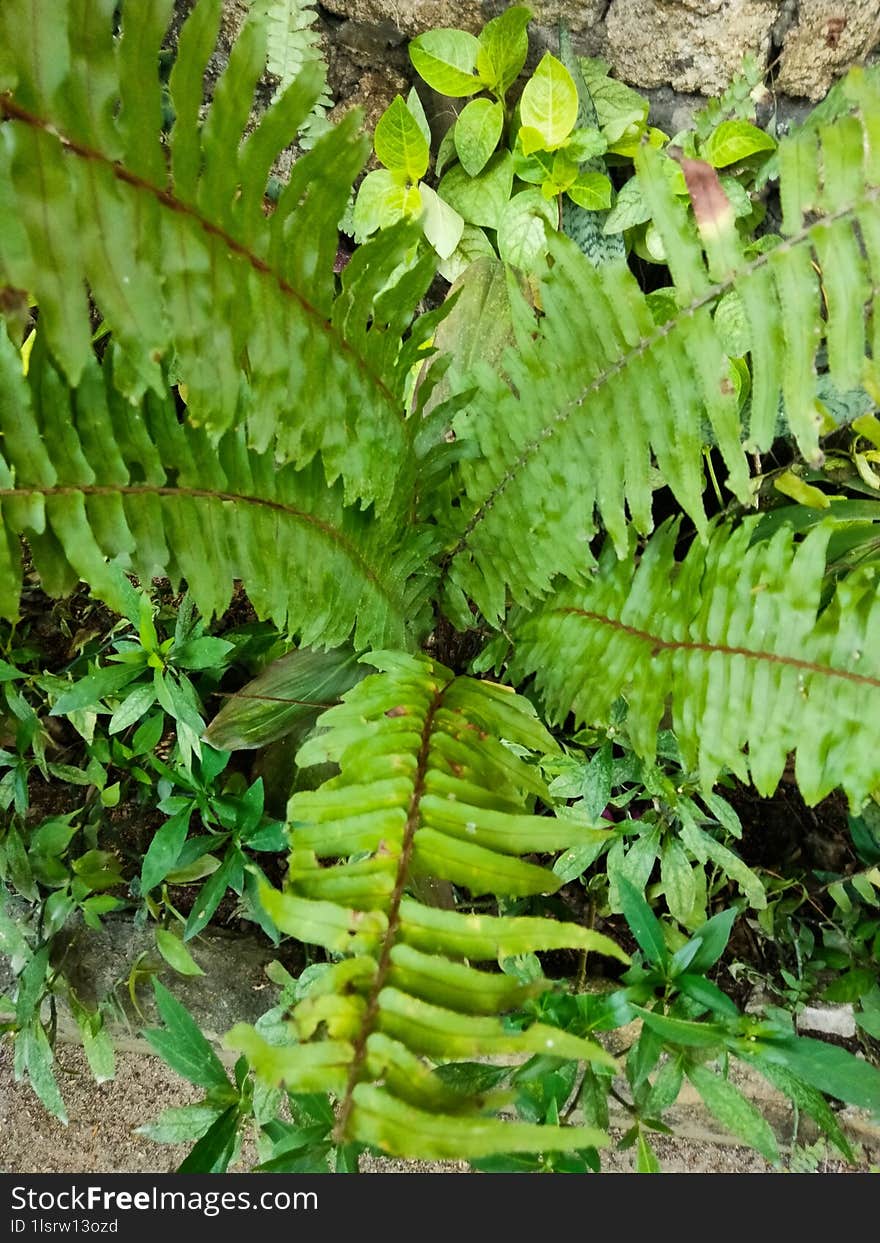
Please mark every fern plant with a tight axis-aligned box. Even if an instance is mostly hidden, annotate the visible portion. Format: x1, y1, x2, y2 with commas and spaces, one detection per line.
2, 0, 880, 1165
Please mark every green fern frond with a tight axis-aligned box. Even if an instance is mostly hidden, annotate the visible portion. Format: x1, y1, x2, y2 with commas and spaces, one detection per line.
0, 333, 434, 649
512, 517, 880, 807
226, 652, 627, 1160
0, 0, 430, 510
439, 70, 880, 623
265, 0, 332, 147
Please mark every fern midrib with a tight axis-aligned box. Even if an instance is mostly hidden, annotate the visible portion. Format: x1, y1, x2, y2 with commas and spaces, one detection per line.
332, 679, 450, 1142
0, 93, 402, 421
557, 606, 880, 690
442, 182, 880, 575
1, 482, 405, 617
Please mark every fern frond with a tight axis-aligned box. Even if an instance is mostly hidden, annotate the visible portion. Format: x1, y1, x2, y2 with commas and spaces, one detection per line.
439, 71, 880, 623
0, 0, 430, 509
226, 652, 627, 1160
265, 0, 332, 147
0, 334, 433, 649
512, 518, 880, 807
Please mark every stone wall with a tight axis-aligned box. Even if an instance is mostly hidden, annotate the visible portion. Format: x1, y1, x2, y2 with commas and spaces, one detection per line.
319, 2, 879, 103
196, 3, 880, 155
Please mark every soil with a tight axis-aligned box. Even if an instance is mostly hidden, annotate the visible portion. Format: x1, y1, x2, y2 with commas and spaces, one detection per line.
0, 1042, 808, 1175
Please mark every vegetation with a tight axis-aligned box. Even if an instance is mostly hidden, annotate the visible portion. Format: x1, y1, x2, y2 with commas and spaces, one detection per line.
1, 0, 879, 1172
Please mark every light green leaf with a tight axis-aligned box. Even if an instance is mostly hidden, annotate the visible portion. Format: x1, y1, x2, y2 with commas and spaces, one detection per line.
636, 1132, 661, 1172
137, 1104, 223, 1145
454, 98, 503, 176
183, 851, 236, 940
108, 683, 157, 735
567, 171, 612, 210
476, 5, 531, 97
680, 821, 766, 910
405, 87, 431, 144
409, 29, 481, 97
156, 927, 206, 977
519, 53, 578, 150
70, 997, 115, 1083
23, 1019, 68, 1124
352, 169, 421, 240
702, 120, 776, 168
439, 151, 513, 229
660, 838, 696, 926
418, 182, 465, 260
603, 176, 650, 233
687, 1064, 779, 1162
374, 95, 430, 181
436, 223, 496, 283
144, 980, 230, 1091
497, 189, 556, 271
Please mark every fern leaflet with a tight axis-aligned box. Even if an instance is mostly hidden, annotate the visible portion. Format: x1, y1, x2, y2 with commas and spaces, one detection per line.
513, 518, 880, 806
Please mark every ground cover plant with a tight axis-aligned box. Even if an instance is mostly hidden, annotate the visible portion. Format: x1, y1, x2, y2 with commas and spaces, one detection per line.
1, 0, 880, 1173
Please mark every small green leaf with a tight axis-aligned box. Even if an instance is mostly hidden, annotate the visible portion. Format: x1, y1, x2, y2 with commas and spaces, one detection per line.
176, 1105, 239, 1173
636, 1132, 661, 1172
455, 98, 503, 177
183, 851, 236, 940
70, 998, 115, 1083
519, 53, 578, 150
686, 908, 738, 974
567, 171, 612, 210
405, 87, 431, 145
172, 636, 234, 671
687, 1064, 779, 1162
476, 5, 531, 97
141, 809, 192, 894
51, 663, 144, 716
156, 927, 206, 977
617, 876, 668, 969
352, 169, 421, 240
374, 95, 430, 180
497, 189, 555, 271
632, 1007, 727, 1049
701, 120, 776, 168
675, 973, 739, 1018
144, 979, 230, 1091
29, 811, 79, 858
23, 1019, 68, 1124
439, 150, 514, 230
418, 183, 465, 260
409, 29, 481, 97
603, 176, 651, 233
137, 1104, 223, 1144
564, 127, 608, 163
660, 838, 696, 926
0, 659, 24, 683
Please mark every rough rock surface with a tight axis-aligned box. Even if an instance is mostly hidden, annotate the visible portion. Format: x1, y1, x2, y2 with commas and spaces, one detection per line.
605, 0, 778, 95
776, 1, 880, 99
319, 1, 879, 101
